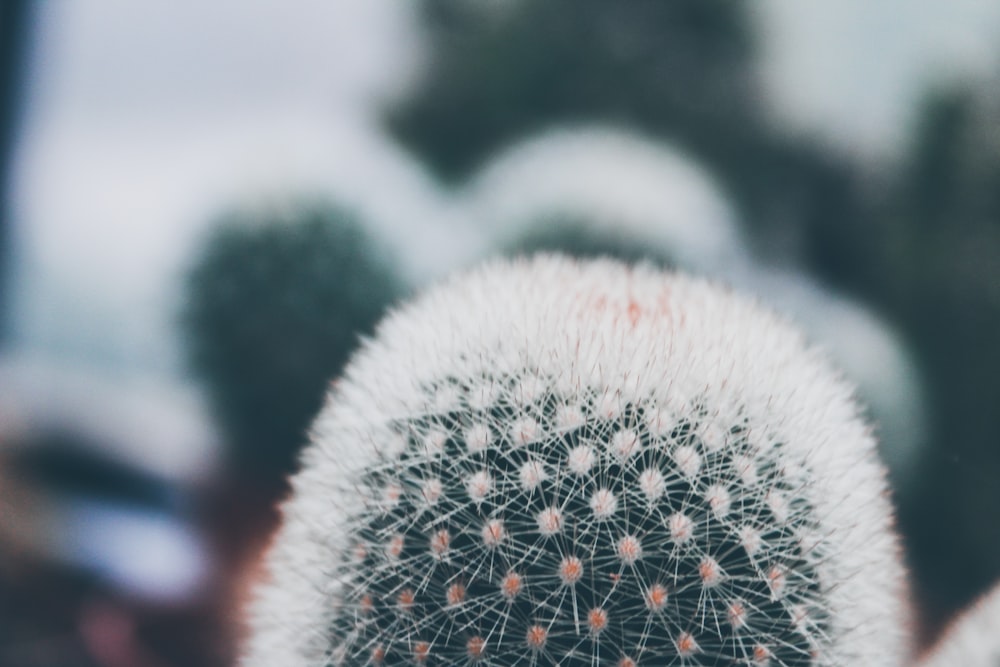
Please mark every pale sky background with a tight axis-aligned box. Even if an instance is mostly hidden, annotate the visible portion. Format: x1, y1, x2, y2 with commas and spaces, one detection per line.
754, 0, 1000, 160
8, 0, 1000, 382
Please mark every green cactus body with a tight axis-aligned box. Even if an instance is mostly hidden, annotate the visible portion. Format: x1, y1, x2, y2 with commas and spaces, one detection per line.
328, 377, 827, 666
181, 200, 403, 480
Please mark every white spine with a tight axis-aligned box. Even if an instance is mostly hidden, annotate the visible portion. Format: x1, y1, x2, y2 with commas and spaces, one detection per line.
243, 256, 908, 666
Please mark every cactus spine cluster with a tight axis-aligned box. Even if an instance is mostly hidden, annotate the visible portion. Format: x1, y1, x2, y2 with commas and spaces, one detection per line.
243, 256, 907, 666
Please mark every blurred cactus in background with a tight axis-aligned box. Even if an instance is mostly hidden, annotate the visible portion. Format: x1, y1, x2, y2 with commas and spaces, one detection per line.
387, 0, 867, 264
798, 77, 1000, 625
181, 200, 405, 485
388, 0, 756, 181
468, 127, 745, 276
244, 257, 908, 666
880, 84, 1000, 622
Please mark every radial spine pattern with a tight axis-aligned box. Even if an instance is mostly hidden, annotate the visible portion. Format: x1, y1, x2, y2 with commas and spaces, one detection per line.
243, 256, 907, 666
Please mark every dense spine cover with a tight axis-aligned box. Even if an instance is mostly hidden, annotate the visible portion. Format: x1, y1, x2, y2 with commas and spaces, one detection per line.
243, 256, 906, 666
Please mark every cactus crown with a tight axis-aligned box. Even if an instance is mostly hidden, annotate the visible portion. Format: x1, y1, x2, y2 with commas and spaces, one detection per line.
244, 256, 906, 666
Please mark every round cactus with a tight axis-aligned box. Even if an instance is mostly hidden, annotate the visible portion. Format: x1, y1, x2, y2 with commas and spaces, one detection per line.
243, 256, 907, 666
180, 200, 404, 481
467, 126, 745, 275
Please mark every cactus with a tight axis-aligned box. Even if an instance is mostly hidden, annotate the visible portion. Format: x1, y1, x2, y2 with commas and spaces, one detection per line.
180, 199, 404, 481
243, 256, 907, 666
918, 583, 1000, 666
467, 126, 744, 276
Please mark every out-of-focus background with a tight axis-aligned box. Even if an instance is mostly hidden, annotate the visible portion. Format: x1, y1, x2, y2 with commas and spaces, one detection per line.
1, 2, 999, 664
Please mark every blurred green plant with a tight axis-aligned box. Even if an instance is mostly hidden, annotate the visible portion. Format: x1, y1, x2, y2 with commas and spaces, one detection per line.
881, 86, 1000, 625
794, 79, 1000, 625
390, 0, 754, 180
180, 201, 405, 484
388, 0, 866, 262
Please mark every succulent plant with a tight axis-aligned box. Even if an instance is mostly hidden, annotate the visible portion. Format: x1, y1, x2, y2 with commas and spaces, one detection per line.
467, 126, 745, 276
180, 200, 404, 481
243, 256, 907, 665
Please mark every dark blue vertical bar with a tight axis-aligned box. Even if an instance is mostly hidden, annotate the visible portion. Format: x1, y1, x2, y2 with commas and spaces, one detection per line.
0, 1, 33, 346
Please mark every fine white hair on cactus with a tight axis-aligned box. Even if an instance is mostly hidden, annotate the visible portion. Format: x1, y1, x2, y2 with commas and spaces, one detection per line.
242, 256, 907, 666
918, 583, 1000, 666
